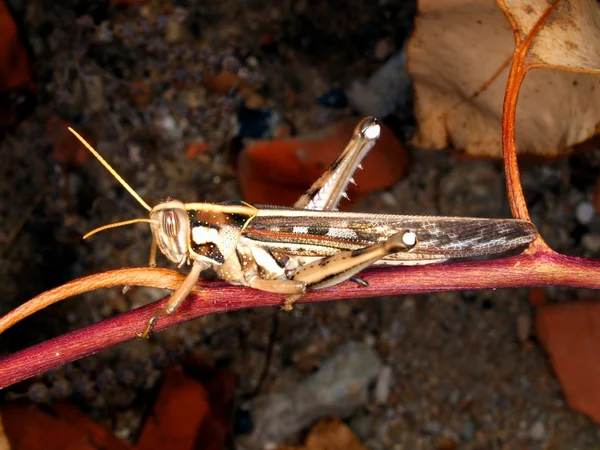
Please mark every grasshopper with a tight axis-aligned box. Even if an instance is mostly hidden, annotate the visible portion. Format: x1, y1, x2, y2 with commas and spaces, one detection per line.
68, 117, 537, 337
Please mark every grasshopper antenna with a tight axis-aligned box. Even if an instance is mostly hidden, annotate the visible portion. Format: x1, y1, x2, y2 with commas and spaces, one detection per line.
83, 219, 159, 240
68, 127, 152, 212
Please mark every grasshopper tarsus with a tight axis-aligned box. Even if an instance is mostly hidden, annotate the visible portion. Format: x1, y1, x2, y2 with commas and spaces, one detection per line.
138, 316, 159, 339
283, 294, 302, 311
350, 277, 369, 288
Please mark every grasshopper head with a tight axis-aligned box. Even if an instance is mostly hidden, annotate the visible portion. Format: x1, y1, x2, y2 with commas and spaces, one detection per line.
149, 198, 190, 267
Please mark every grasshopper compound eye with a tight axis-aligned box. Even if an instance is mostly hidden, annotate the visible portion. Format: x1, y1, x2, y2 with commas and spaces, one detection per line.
162, 210, 180, 238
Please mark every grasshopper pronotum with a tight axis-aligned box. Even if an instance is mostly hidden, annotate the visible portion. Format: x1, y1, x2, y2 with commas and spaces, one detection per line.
69, 117, 537, 337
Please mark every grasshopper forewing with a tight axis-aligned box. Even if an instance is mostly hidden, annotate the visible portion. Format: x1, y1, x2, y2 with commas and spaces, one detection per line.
68, 117, 537, 337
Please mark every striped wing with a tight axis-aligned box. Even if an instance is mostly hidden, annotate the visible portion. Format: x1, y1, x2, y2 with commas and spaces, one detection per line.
244, 206, 537, 264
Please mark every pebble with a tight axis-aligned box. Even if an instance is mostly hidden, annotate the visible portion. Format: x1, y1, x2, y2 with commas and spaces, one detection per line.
164, 15, 189, 43
374, 37, 395, 61
375, 366, 393, 404
27, 382, 50, 404
423, 420, 442, 435
158, 114, 182, 141
50, 379, 73, 399
461, 421, 476, 440
529, 420, 546, 441
243, 342, 382, 448
575, 201, 596, 225
582, 233, 600, 253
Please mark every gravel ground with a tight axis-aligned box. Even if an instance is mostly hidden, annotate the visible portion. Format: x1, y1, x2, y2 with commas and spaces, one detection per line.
1, 1, 599, 449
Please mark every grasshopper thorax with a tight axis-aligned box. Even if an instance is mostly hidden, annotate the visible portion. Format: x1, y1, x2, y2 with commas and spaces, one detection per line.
150, 198, 190, 267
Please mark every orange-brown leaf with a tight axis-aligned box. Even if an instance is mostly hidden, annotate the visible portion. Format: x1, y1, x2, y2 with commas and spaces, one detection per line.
136, 367, 210, 450
237, 119, 409, 206
537, 301, 600, 424
2, 402, 131, 450
0, 0, 33, 92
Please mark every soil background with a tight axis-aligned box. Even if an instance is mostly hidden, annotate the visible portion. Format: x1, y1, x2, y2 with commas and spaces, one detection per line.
1, 1, 599, 449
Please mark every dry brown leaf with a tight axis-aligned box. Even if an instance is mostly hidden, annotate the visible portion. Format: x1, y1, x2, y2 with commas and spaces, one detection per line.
499, 0, 600, 72
407, 0, 600, 157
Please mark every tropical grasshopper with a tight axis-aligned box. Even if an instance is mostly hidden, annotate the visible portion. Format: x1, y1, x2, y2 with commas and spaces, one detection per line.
68, 117, 537, 337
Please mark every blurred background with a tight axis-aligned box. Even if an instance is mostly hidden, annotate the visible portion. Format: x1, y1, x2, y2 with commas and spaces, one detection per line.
0, 0, 599, 448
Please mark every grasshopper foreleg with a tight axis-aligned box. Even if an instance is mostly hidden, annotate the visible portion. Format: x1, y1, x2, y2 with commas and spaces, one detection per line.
282, 230, 417, 310
139, 260, 207, 338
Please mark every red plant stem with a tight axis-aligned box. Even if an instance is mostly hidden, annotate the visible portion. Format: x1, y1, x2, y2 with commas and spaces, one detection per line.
0, 248, 599, 389
500, 0, 559, 223
502, 49, 530, 221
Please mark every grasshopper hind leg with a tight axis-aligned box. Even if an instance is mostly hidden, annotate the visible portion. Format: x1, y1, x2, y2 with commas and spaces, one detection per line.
283, 230, 417, 310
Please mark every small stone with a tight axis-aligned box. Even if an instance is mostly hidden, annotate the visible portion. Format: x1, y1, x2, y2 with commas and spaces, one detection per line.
529, 420, 546, 441
164, 16, 189, 43
364, 334, 377, 348
575, 201, 595, 225
374, 366, 393, 404
374, 37, 395, 61
158, 114, 182, 141
461, 421, 475, 440
582, 233, 600, 253
96, 368, 116, 392
244, 342, 382, 448
28, 382, 50, 403
423, 420, 442, 435
449, 390, 461, 405
50, 378, 73, 399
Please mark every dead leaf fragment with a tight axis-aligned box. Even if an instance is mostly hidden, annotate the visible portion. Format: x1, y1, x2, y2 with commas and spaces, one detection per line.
203, 70, 249, 94
537, 301, 600, 424
237, 119, 409, 206
2, 402, 131, 450
136, 367, 210, 450
407, 0, 600, 157
0, 0, 33, 93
